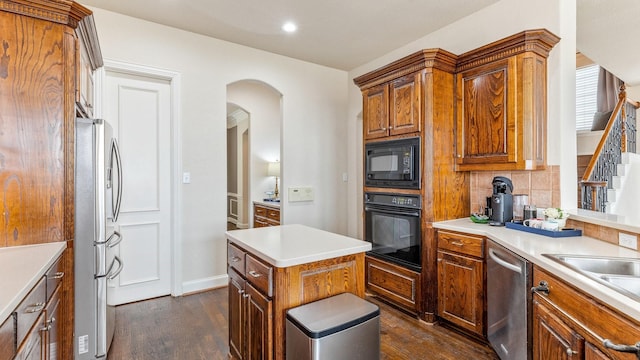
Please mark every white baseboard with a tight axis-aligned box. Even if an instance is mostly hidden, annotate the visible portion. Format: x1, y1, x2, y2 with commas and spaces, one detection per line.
181, 274, 229, 295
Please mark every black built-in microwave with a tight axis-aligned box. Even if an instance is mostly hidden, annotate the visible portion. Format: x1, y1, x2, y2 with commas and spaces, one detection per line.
365, 137, 420, 189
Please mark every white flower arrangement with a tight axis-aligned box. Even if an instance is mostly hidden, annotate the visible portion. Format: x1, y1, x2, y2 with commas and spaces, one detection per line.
543, 207, 565, 219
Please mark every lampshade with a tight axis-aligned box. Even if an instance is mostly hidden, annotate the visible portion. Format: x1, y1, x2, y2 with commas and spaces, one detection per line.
267, 162, 280, 177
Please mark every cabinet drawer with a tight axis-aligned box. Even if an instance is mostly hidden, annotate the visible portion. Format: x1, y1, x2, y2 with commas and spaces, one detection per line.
15, 312, 44, 360
366, 256, 420, 312
245, 255, 273, 297
228, 243, 246, 275
254, 206, 267, 217
45, 257, 64, 302
0, 315, 15, 360
437, 230, 484, 258
16, 277, 46, 348
266, 208, 280, 222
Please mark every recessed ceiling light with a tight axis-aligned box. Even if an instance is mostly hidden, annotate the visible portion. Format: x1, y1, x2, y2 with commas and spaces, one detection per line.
282, 22, 297, 33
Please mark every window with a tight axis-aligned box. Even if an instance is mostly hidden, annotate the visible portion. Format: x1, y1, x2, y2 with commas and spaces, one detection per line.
576, 64, 599, 131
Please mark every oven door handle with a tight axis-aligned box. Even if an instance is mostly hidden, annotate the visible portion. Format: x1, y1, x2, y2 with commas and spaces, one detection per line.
365, 205, 420, 217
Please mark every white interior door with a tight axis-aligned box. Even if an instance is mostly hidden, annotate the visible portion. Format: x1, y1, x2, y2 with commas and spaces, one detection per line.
104, 70, 172, 305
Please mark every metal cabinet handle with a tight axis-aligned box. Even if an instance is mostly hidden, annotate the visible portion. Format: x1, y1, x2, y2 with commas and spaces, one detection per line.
231, 256, 241, 263
531, 280, 550, 295
237, 289, 244, 294
248, 270, 262, 278
603, 339, 640, 359
242, 293, 249, 298
450, 241, 464, 247
566, 348, 577, 356
52, 272, 64, 279
25, 303, 45, 313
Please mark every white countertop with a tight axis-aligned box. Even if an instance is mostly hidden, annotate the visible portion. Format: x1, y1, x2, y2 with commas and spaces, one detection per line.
0, 242, 66, 324
253, 200, 281, 208
433, 218, 640, 321
225, 224, 371, 267
568, 208, 640, 234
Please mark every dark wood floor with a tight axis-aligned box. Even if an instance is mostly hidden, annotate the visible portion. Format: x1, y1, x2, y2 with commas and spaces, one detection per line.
108, 287, 499, 360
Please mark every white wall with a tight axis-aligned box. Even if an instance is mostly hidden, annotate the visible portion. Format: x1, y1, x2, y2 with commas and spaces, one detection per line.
227, 81, 281, 207
346, 0, 577, 237
90, 8, 349, 293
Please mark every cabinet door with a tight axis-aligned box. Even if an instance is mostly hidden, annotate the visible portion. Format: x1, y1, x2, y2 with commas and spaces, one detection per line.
0, 315, 15, 359
44, 287, 61, 360
14, 313, 44, 360
365, 256, 421, 313
228, 269, 246, 360
532, 296, 584, 360
585, 343, 610, 360
437, 250, 484, 336
389, 72, 422, 136
456, 58, 515, 168
246, 284, 273, 360
362, 84, 390, 140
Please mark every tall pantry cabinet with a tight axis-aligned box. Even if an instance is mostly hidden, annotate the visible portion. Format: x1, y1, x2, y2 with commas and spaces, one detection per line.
354, 50, 471, 321
0, 1, 102, 358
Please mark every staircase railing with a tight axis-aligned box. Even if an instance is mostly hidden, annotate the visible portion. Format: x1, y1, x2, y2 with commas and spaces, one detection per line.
580, 85, 638, 212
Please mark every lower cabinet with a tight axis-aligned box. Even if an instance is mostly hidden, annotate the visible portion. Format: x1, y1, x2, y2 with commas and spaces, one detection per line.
436, 230, 485, 337
532, 266, 640, 360
9, 255, 64, 360
253, 203, 280, 228
227, 239, 365, 359
228, 268, 273, 360
365, 255, 421, 313
0, 315, 15, 359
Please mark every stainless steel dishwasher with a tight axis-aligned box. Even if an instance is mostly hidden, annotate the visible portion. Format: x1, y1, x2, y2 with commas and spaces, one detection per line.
487, 241, 532, 360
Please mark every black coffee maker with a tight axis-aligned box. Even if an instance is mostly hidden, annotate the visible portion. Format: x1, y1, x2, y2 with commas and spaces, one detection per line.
489, 176, 513, 226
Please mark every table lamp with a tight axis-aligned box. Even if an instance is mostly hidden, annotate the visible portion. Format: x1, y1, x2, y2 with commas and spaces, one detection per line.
267, 161, 280, 200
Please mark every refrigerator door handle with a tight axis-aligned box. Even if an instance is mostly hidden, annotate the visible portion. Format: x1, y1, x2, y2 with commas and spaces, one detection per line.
107, 256, 124, 280
110, 138, 123, 222
106, 231, 122, 248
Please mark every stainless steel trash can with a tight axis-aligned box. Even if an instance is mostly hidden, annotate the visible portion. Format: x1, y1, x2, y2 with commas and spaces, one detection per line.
285, 292, 380, 360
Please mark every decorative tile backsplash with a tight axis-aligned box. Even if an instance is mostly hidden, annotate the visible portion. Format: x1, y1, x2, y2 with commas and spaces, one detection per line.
469, 166, 561, 214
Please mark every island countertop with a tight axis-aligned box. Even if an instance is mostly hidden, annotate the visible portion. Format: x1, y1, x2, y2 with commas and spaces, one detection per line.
225, 224, 371, 267
0, 242, 66, 324
433, 218, 640, 321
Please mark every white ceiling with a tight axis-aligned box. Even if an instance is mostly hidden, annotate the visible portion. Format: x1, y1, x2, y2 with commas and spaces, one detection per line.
79, 0, 499, 71
80, 0, 640, 85
577, 0, 640, 86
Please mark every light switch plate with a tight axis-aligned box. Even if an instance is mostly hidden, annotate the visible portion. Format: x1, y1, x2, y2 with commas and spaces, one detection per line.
619, 232, 638, 250
288, 186, 314, 202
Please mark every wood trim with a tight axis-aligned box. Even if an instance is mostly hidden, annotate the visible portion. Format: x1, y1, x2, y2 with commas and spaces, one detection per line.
353, 48, 458, 89
455, 29, 560, 72
0, 0, 90, 28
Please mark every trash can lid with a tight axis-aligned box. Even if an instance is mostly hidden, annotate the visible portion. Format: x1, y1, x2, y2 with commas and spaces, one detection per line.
286, 293, 380, 339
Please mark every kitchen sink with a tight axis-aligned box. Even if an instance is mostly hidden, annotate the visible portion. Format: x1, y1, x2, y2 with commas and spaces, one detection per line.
543, 254, 640, 302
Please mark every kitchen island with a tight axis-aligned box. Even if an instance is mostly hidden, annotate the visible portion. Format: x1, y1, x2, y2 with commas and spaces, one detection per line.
225, 224, 371, 360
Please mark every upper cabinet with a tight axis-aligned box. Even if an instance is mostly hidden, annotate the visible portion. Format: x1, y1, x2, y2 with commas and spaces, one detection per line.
76, 13, 103, 119
355, 49, 457, 141
361, 72, 422, 140
454, 29, 560, 171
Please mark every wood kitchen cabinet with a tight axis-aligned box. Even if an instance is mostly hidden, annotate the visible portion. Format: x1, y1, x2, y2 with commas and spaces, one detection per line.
532, 266, 640, 360
227, 236, 365, 359
365, 256, 421, 313
75, 13, 104, 119
436, 230, 485, 337
355, 49, 470, 321
0, 2, 102, 358
253, 202, 280, 228
454, 29, 560, 171
362, 72, 422, 140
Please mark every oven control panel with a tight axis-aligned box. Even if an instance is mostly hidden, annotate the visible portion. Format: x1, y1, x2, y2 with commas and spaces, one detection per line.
364, 192, 421, 209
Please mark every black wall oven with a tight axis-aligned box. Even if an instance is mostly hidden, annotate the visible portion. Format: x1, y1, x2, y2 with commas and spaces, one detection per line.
364, 192, 421, 272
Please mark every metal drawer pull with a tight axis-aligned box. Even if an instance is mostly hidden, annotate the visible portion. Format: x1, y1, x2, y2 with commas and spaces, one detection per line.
450, 241, 464, 247
231, 256, 241, 263
238, 289, 244, 294
531, 280, 550, 295
25, 303, 45, 313
248, 270, 262, 278
242, 293, 249, 298
52, 272, 64, 279
566, 348, 577, 356
603, 339, 640, 358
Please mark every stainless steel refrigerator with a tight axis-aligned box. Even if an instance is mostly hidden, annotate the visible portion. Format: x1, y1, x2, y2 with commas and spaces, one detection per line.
75, 118, 124, 359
